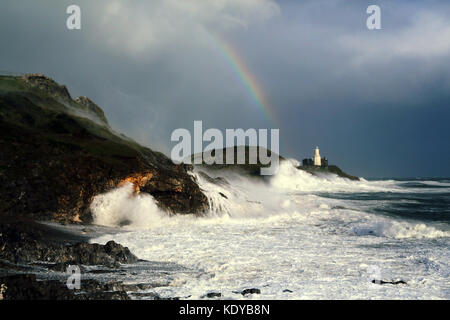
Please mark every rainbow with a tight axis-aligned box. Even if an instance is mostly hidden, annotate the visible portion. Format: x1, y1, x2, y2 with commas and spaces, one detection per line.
209, 33, 276, 126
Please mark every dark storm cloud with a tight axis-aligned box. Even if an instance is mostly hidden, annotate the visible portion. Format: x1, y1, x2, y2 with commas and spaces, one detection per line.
0, 0, 449, 177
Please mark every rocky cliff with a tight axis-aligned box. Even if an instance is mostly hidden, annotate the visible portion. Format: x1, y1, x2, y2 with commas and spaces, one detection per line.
0, 74, 208, 223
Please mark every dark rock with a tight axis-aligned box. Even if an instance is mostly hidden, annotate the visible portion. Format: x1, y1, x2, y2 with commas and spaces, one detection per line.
83, 291, 130, 300
0, 274, 74, 300
283, 289, 293, 293
133, 282, 169, 290
155, 296, 181, 300
86, 268, 124, 274
0, 260, 32, 272
62, 241, 138, 267
128, 292, 161, 300
0, 274, 130, 300
32, 262, 86, 273
219, 192, 228, 199
104, 240, 138, 264
372, 279, 407, 285
202, 292, 222, 298
74, 96, 109, 125
234, 288, 261, 296
298, 165, 359, 181
0, 221, 137, 267
76, 279, 127, 293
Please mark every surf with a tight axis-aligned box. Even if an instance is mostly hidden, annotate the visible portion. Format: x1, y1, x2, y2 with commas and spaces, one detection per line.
89, 158, 450, 299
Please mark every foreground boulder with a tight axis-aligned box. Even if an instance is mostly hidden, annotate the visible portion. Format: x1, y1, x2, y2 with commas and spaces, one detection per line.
0, 221, 137, 267
0, 274, 130, 300
0, 74, 208, 223
233, 288, 261, 296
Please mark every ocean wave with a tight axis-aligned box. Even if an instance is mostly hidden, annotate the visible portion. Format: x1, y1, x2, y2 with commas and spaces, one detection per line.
90, 159, 449, 239
90, 182, 170, 229
89, 163, 450, 299
353, 220, 450, 239
270, 159, 410, 193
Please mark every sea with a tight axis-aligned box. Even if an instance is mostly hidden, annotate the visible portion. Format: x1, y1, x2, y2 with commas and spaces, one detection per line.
90, 159, 450, 299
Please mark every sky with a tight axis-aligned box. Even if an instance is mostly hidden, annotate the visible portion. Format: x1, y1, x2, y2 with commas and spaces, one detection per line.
0, 0, 449, 178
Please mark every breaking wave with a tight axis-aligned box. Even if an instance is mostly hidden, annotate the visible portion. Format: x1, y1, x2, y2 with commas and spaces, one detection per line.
90, 159, 450, 299
90, 159, 449, 240
90, 182, 168, 229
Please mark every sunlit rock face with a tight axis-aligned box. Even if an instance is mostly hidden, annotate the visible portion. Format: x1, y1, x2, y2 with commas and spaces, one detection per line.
73, 96, 109, 125
22, 73, 72, 101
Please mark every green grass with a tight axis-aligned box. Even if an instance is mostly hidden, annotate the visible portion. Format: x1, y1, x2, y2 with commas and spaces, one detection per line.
0, 75, 169, 168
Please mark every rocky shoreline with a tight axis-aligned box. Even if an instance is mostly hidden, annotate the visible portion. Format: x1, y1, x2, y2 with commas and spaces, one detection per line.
0, 219, 138, 299
0, 73, 211, 299
0, 219, 269, 300
0, 218, 207, 300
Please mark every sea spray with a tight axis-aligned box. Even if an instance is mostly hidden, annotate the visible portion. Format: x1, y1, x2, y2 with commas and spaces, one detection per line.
90, 160, 450, 239
90, 182, 168, 229
90, 160, 450, 299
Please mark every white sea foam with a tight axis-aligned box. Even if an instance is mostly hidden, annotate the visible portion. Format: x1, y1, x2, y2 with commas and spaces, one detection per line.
352, 220, 450, 239
90, 182, 170, 229
90, 160, 450, 299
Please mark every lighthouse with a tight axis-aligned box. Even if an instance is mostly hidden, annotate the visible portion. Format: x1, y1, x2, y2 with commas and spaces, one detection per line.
313, 146, 321, 166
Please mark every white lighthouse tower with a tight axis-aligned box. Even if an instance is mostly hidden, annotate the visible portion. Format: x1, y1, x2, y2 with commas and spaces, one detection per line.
313, 146, 321, 166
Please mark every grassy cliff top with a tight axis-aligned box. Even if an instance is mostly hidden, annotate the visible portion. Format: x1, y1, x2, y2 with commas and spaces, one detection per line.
0, 74, 171, 168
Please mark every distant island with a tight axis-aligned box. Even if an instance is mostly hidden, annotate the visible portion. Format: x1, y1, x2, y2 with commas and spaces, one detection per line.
299, 146, 360, 181
192, 145, 360, 181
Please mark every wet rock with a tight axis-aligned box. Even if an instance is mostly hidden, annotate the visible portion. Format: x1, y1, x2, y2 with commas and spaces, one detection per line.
202, 292, 222, 298
0, 222, 137, 267
77, 279, 126, 293
234, 288, 261, 296
372, 279, 407, 285
85, 268, 124, 274
82, 291, 130, 300
219, 192, 228, 199
103, 240, 138, 264
155, 296, 182, 300
0, 274, 130, 300
31, 262, 85, 273
61, 241, 138, 267
129, 292, 162, 300
298, 165, 359, 181
0, 274, 75, 300
0, 260, 32, 272
121, 282, 169, 291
